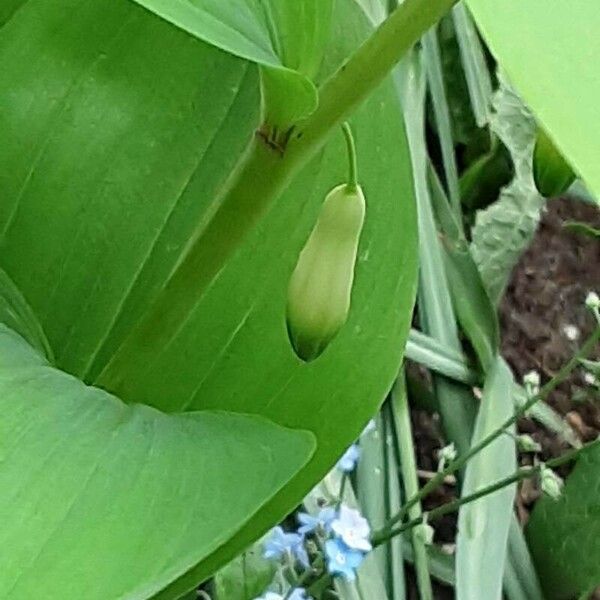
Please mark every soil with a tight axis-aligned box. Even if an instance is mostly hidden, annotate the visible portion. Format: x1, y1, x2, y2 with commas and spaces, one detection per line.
409, 197, 600, 598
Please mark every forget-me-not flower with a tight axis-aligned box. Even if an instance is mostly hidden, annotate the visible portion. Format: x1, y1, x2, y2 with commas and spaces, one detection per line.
297, 507, 337, 535
331, 505, 372, 552
337, 444, 361, 472
325, 538, 365, 581
263, 526, 309, 567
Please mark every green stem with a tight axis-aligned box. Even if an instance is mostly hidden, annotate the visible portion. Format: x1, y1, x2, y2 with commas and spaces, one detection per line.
96, 0, 460, 392
373, 437, 599, 546
391, 373, 433, 600
375, 327, 600, 538
341, 123, 359, 189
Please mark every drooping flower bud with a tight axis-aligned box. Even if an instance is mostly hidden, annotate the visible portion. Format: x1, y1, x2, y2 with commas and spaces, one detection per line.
533, 129, 575, 198
286, 183, 365, 362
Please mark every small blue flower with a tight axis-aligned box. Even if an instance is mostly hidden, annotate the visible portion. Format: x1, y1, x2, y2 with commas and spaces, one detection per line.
263, 526, 309, 567
325, 538, 365, 581
337, 444, 361, 472
297, 507, 337, 535
331, 505, 372, 552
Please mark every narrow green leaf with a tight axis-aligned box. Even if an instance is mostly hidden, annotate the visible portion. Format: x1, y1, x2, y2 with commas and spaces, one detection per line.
563, 221, 600, 240
527, 443, 600, 599
406, 328, 479, 385
391, 375, 432, 600
429, 165, 499, 372
357, 414, 389, 583
451, 3, 493, 127
399, 51, 477, 455
467, 0, 600, 201
0, 325, 314, 600
456, 357, 517, 600
422, 27, 461, 218
0, 268, 53, 361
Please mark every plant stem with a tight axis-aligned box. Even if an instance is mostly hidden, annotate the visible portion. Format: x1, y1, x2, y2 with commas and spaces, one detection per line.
391, 373, 433, 600
375, 327, 600, 538
341, 123, 359, 190
96, 0, 459, 392
373, 437, 600, 546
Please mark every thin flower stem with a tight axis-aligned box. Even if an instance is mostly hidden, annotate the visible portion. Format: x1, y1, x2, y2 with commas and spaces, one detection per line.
372, 437, 600, 546
336, 473, 348, 509
283, 556, 325, 599
375, 327, 600, 539
341, 123, 359, 190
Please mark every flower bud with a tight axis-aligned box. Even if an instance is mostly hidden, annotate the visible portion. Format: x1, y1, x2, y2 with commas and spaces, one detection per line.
540, 465, 564, 501
287, 184, 366, 362
533, 129, 575, 198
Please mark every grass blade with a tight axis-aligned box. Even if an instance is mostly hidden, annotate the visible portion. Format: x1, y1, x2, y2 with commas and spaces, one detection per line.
399, 50, 477, 456
456, 357, 516, 600
451, 3, 493, 127
422, 27, 462, 219
391, 373, 433, 600
406, 329, 478, 385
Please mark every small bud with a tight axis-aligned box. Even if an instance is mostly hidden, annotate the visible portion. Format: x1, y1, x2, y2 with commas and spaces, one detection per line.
523, 371, 541, 398
540, 465, 564, 501
437, 443, 457, 472
517, 434, 541, 453
584, 372, 597, 387
533, 128, 576, 198
287, 184, 366, 362
585, 291, 600, 310
415, 514, 434, 546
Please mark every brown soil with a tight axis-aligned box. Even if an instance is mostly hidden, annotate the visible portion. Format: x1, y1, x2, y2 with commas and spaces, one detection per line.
410, 196, 600, 598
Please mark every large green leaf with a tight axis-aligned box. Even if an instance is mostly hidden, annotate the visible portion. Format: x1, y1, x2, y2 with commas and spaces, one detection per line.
527, 444, 600, 599
0, 325, 314, 600
0, 0, 417, 594
129, 0, 333, 126
467, 0, 600, 202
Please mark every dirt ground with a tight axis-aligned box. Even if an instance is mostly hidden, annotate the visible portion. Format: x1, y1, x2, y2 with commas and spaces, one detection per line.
409, 196, 600, 598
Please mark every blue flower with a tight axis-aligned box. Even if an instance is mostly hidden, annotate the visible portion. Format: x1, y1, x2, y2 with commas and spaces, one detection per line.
325, 538, 365, 581
337, 444, 361, 472
331, 505, 372, 552
297, 507, 337, 535
263, 526, 309, 567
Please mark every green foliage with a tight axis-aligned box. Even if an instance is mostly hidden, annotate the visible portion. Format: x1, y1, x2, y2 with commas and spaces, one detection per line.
527, 444, 600, 599
470, 76, 544, 305
213, 541, 275, 600
0, 0, 417, 595
533, 129, 576, 198
456, 358, 516, 600
128, 0, 333, 127
467, 0, 600, 202
0, 325, 314, 600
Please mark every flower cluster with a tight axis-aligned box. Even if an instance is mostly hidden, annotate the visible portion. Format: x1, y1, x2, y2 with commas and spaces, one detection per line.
256, 420, 376, 599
